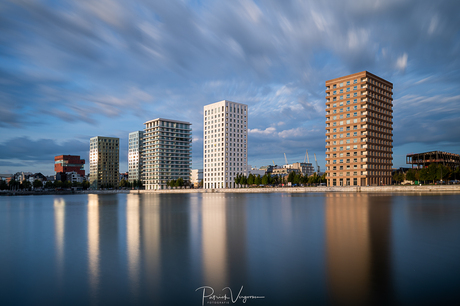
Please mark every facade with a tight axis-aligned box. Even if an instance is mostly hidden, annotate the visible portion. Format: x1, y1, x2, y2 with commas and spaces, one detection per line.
143, 118, 192, 190
406, 151, 460, 169
284, 162, 315, 176
89, 136, 120, 189
325, 71, 393, 186
203, 100, 248, 189
190, 169, 203, 187
248, 165, 266, 176
128, 131, 144, 183
54, 155, 85, 176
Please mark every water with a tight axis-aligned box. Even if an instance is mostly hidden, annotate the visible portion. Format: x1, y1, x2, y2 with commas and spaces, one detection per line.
0, 192, 459, 306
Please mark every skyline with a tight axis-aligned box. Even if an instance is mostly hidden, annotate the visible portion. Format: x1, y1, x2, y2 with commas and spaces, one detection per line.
1, 0, 460, 176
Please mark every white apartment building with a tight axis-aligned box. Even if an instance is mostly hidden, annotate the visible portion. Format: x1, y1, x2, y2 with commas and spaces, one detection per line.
128, 131, 144, 183
203, 100, 248, 189
143, 118, 192, 190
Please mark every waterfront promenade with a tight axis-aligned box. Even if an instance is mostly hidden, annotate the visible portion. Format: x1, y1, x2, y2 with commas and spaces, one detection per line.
130, 185, 460, 194
2, 185, 460, 196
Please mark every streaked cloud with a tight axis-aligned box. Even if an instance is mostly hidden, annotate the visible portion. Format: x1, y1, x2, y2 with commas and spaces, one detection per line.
1, 0, 460, 174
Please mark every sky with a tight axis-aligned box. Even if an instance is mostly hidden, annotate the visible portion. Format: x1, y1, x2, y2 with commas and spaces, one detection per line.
1, 0, 460, 176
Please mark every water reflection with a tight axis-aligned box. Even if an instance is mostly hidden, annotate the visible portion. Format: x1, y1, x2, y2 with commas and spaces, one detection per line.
54, 197, 65, 284
141, 195, 161, 296
325, 193, 392, 306
201, 194, 229, 290
87, 194, 100, 301
126, 194, 140, 298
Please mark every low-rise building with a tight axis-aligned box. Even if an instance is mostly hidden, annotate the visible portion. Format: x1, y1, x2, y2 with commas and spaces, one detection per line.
190, 169, 203, 187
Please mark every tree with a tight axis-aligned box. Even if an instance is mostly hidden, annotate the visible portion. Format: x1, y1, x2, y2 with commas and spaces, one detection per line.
293, 173, 301, 185
9, 179, 19, 190
393, 172, 404, 184
33, 179, 43, 189
175, 178, 184, 187
120, 179, 129, 188
21, 180, 32, 190
436, 164, 451, 182
287, 171, 296, 184
261, 173, 271, 185
254, 174, 262, 185
234, 174, 240, 187
406, 169, 417, 182
247, 174, 254, 185
0, 180, 8, 190
82, 181, 90, 190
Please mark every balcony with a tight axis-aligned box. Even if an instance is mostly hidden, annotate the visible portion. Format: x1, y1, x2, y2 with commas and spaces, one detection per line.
362, 138, 368, 142
361, 91, 368, 95
362, 165, 368, 169
362, 131, 367, 136
362, 171, 368, 175
362, 104, 368, 109
362, 151, 368, 155
361, 78, 368, 82
362, 112, 368, 116
361, 84, 368, 89
362, 98, 368, 102
362, 124, 368, 129
362, 144, 368, 149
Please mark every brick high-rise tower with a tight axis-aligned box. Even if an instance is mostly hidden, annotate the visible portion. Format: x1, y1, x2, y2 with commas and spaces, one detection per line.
325, 71, 393, 186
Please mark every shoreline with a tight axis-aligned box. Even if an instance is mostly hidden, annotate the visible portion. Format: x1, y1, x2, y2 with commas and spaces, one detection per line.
1, 185, 460, 196
3, 185, 460, 196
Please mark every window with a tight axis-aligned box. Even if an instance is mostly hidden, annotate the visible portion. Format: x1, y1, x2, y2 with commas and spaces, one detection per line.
354, 93, 358, 97
354, 79, 357, 84
333, 91, 337, 95
354, 86, 357, 90
346, 81, 350, 85
333, 85, 336, 89
340, 89, 343, 93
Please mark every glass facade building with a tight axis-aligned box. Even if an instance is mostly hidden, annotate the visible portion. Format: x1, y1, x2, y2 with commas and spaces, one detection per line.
128, 131, 144, 183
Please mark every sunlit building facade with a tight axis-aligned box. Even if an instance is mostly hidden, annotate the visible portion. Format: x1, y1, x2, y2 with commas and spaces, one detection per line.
325, 71, 393, 186
54, 155, 85, 176
89, 136, 120, 189
203, 100, 248, 189
143, 118, 192, 190
128, 131, 144, 183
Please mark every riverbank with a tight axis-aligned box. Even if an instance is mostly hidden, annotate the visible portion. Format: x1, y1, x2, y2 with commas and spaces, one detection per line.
2, 185, 460, 196
130, 185, 460, 194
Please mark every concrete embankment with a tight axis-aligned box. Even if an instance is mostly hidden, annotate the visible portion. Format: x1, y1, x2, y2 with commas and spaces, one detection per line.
2, 186, 459, 196
131, 185, 460, 194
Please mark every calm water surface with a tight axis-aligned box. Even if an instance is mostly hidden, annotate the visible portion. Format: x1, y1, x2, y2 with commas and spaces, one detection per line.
0, 192, 459, 306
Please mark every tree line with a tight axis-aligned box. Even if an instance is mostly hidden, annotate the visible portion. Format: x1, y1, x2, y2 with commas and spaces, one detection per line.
393, 164, 460, 184
234, 172, 326, 187
0, 179, 91, 190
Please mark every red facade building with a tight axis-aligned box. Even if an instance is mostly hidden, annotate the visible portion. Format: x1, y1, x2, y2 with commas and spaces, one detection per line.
54, 155, 85, 176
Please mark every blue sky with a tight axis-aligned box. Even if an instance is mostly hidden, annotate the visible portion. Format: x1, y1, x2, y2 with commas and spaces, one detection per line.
1, 0, 459, 176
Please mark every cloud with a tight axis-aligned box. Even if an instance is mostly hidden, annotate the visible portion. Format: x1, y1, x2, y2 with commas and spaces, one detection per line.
396, 53, 408, 72
1, 0, 460, 173
0, 137, 88, 161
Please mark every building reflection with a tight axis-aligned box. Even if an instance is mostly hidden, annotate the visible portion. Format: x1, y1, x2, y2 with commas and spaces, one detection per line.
126, 194, 141, 297
140, 194, 162, 300
54, 197, 66, 283
87, 194, 100, 298
325, 193, 392, 305
201, 194, 229, 290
